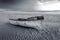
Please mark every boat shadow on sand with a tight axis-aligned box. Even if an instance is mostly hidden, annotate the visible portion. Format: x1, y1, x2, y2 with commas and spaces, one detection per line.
7, 22, 40, 32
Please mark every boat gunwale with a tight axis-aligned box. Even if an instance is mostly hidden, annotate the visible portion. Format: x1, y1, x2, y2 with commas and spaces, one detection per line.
9, 19, 43, 21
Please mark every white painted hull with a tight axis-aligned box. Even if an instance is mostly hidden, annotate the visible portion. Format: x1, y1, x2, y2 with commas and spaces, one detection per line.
9, 20, 42, 27
9, 20, 18, 25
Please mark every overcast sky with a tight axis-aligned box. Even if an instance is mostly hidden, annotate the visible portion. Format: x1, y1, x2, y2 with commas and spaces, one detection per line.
0, 0, 60, 11
0, 0, 38, 11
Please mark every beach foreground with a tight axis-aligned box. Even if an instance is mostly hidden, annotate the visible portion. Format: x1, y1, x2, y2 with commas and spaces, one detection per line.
0, 13, 60, 40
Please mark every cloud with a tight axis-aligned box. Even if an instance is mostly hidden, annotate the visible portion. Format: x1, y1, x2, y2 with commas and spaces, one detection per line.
0, 0, 38, 11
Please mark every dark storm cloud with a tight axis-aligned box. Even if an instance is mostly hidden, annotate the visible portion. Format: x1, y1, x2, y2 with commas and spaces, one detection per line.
0, 0, 15, 3
0, 0, 37, 11
0, 0, 24, 3
0, 0, 25, 9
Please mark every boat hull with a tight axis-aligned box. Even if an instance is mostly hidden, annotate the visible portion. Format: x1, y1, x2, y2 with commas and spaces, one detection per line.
9, 20, 42, 28
9, 20, 18, 25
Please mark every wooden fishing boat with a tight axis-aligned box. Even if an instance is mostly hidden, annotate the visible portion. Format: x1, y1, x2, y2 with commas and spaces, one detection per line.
9, 16, 44, 28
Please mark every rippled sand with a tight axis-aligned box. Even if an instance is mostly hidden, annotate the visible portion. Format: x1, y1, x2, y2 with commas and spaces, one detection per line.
0, 12, 60, 40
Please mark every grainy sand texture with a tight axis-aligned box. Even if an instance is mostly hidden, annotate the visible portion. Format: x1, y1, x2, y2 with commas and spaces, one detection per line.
0, 12, 60, 40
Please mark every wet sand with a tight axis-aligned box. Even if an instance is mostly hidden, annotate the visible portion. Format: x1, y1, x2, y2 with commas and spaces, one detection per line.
0, 13, 60, 40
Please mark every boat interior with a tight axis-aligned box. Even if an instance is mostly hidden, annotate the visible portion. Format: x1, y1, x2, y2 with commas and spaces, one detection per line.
9, 16, 44, 21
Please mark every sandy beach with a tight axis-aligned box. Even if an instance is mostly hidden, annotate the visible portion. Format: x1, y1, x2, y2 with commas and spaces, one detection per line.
0, 12, 60, 40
